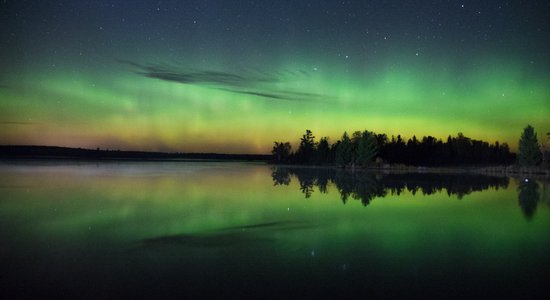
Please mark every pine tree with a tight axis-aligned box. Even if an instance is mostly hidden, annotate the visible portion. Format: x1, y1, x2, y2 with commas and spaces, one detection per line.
297, 130, 316, 164
335, 132, 352, 167
316, 137, 330, 164
356, 130, 378, 166
518, 125, 542, 166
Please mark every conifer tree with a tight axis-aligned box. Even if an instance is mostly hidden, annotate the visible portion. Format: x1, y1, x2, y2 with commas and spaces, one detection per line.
335, 132, 352, 167
518, 125, 542, 166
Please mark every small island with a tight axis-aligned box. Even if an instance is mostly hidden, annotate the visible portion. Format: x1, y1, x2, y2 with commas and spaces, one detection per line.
271, 125, 549, 176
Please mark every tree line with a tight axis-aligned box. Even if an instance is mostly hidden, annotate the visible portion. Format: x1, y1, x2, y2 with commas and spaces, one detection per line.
272, 129, 516, 167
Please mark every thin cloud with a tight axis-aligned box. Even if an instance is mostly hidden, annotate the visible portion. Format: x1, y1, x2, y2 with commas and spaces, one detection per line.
218, 88, 328, 102
119, 60, 275, 86
120, 60, 329, 102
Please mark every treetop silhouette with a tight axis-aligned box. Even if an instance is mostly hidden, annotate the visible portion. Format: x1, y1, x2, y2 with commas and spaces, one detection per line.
273, 129, 515, 167
518, 125, 542, 167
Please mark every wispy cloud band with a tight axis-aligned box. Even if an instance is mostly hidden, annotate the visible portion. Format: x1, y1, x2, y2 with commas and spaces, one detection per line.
120, 60, 329, 102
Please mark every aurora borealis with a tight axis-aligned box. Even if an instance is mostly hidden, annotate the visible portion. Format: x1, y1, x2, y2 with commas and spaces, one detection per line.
1, 1, 549, 154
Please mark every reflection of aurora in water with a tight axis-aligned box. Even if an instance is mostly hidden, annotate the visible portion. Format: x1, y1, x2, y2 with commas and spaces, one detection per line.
1, 162, 550, 298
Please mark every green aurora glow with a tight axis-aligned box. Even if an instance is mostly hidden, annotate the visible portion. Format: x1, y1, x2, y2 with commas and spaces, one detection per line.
1, 1, 549, 153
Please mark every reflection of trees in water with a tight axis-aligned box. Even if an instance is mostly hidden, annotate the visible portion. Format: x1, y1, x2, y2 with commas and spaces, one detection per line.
517, 179, 540, 220
542, 181, 550, 206
382, 173, 509, 200
299, 175, 316, 198
271, 167, 510, 206
271, 168, 291, 186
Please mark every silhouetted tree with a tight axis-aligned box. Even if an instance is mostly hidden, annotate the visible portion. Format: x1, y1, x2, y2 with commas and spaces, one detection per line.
277, 129, 515, 167
454, 133, 472, 164
351, 130, 362, 164
499, 143, 514, 164
316, 137, 330, 164
406, 136, 420, 165
335, 132, 353, 167
445, 135, 454, 164
356, 130, 378, 166
297, 130, 316, 164
330, 141, 340, 164
518, 125, 542, 166
419, 136, 438, 165
379, 133, 514, 166
375, 133, 388, 158
389, 135, 407, 164
272, 141, 292, 163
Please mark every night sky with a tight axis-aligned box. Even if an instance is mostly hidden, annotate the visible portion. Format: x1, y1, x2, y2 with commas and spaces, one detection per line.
1, 1, 549, 154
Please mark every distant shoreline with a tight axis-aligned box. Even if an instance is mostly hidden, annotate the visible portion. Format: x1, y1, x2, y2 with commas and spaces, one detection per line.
0, 145, 271, 162
2, 145, 548, 178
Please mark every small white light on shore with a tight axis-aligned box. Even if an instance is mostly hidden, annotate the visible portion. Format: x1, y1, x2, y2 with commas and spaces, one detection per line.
524, 178, 529, 183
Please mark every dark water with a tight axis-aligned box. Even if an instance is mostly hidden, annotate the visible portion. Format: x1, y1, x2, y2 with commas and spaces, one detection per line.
1, 161, 549, 298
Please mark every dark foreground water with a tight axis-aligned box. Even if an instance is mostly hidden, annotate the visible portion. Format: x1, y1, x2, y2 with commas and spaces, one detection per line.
1, 161, 549, 298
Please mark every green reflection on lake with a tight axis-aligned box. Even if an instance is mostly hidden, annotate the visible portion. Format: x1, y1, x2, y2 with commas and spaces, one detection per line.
1, 161, 549, 298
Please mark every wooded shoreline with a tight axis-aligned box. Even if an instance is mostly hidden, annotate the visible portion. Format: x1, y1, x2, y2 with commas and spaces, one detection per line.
270, 163, 550, 178
1, 145, 548, 177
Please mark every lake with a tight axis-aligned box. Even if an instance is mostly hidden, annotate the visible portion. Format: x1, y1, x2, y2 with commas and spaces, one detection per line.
1, 161, 549, 298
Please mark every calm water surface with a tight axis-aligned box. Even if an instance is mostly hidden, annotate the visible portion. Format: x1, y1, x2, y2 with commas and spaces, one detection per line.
1, 161, 549, 298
